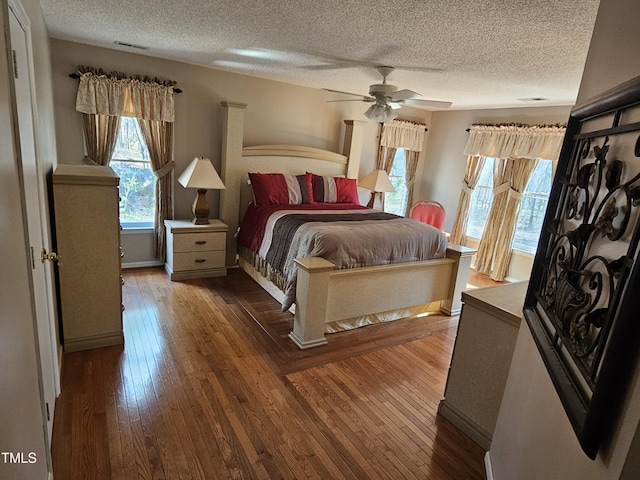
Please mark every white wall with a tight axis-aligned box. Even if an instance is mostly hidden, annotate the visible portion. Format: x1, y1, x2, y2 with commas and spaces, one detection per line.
488, 0, 640, 478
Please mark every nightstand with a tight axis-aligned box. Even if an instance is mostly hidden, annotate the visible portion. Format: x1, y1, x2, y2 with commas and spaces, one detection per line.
164, 219, 228, 280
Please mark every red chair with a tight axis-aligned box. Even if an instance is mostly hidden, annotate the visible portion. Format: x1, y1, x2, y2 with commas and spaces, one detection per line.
409, 200, 446, 231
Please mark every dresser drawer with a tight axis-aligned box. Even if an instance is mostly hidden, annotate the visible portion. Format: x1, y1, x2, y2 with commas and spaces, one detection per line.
172, 250, 226, 271
173, 231, 225, 253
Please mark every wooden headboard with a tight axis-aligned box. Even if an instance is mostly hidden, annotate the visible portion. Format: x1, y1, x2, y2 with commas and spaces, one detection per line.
219, 101, 367, 267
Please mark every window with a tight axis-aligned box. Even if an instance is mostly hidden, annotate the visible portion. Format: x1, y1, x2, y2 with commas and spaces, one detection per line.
466, 158, 495, 239
110, 117, 155, 227
513, 160, 553, 252
384, 148, 408, 216
466, 157, 553, 253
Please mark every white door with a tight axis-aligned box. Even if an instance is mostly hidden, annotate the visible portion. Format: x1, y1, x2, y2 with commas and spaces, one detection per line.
9, 0, 59, 449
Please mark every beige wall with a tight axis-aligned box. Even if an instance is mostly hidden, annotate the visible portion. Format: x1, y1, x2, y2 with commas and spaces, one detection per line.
50, 39, 435, 221
1, 0, 58, 477
50, 40, 436, 263
51, 39, 583, 265
488, 0, 640, 478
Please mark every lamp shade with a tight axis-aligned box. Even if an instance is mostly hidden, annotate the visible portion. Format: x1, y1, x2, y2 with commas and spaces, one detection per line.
359, 169, 395, 193
364, 103, 398, 123
177, 157, 226, 190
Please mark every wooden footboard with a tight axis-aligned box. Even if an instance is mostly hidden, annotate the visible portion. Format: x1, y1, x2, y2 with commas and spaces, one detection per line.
289, 245, 476, 349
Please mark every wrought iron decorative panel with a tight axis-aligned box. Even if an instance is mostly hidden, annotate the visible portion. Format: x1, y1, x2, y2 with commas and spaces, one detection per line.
524, 76, 640, 460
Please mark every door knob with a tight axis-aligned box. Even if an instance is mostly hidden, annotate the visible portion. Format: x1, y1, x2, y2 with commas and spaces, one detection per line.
40, 248, 58, 263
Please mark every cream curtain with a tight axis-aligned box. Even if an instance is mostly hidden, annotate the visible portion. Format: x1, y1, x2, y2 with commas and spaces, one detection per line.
381, 120, 425, 151
138, 120, 175, 262
81, 114, 121, 166
490, 157, 539, 280
475, 158, 513, 275
460, 123, 566, 281
404, 150, 421, 215
75, 69, 175, 122
464, 124, 565, 162
75, 66, 176, 260
377, 120, 426, 214
450, 155, 486, 245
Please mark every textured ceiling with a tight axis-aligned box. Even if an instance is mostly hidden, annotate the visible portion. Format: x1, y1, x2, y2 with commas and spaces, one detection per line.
39, 0, 600, 110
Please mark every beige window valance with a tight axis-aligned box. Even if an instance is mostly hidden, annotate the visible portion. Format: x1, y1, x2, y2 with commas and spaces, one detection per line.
380, 120, 426, 152
464, 123, 566, 161
75, 67, 176, 123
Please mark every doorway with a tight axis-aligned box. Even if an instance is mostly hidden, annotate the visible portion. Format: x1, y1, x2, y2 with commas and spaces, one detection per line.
8, 0, 60, 459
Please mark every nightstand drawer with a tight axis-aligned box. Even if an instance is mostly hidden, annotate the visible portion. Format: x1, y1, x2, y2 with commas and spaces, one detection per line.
173, 231, 225, 253
164, 219, 228, 280
172, 251, 226, 271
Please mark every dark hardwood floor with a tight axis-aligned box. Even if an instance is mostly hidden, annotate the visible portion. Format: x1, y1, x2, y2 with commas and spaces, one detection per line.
51, 266, 496, 479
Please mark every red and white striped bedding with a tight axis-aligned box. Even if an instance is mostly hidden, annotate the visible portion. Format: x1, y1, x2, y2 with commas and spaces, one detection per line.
237, 203, 447, 310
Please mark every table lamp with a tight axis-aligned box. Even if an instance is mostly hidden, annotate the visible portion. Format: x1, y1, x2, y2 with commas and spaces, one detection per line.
359, 169, 395, 208
177, 157, 226, 224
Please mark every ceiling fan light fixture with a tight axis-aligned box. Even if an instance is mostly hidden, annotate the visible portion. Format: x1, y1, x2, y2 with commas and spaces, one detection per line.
364, 103, 398, 123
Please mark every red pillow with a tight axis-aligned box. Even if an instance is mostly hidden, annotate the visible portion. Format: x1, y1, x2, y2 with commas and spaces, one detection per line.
311, 174, 359, 204
249, 172, 314, 205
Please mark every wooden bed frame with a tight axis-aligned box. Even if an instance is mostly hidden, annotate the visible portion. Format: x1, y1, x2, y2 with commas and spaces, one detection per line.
219, 102, 475, 349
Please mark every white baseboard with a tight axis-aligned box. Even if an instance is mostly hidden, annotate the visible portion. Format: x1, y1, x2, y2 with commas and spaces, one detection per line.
122, 260, 163, 269
64, 332, 124, 352
484, 451, 495, 480
438, 399, 492, 450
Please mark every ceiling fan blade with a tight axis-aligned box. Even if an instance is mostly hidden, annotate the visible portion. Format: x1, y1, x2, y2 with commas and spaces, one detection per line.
388, 102, 403, 110
323, 88, 367, 98
388, 89, 421, 101
323, 88, 376, 102
404, 98, 453, 109
326, 99, 374, 103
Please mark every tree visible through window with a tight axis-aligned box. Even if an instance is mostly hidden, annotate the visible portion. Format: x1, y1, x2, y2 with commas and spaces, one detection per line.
110, 117, 155, 227
384, 148, 408, 216
466, 157, 553, 253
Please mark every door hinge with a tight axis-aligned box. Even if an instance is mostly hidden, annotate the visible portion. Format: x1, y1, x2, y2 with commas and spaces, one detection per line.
30, 246, 35, 269
45, 402, 50, 422
12, 49, 18, 79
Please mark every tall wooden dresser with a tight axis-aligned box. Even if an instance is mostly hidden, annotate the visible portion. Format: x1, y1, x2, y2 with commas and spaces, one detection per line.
52, 165, 124, 352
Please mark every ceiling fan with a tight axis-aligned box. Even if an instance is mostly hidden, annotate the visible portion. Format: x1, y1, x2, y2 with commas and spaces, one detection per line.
323, 66, 452, 122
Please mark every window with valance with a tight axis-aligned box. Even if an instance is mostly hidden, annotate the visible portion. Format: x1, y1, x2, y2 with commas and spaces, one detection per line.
450, 123, 566, 281
74, 66, 177, 261
376, 120, 427, 216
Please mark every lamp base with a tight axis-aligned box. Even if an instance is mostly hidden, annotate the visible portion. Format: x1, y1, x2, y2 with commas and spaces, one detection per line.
367, 191, 377, 209
192, 188, 210, 225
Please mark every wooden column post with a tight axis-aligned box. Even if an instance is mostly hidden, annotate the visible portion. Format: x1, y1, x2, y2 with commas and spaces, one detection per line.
342, 119, 366, 179
220, 101, 247, 267
288, 257, 334, 349
441, 245, 476, 315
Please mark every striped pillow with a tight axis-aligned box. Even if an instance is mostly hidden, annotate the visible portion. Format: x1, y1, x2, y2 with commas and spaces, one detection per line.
248, 172, 314, 205
311, 174, 359, 204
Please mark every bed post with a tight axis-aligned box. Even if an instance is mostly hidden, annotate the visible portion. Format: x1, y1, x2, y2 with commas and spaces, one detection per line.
342, 120, 366, 178
220, 101, 247, 268
440, 245, 476, 315
288, 257, 334, 349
